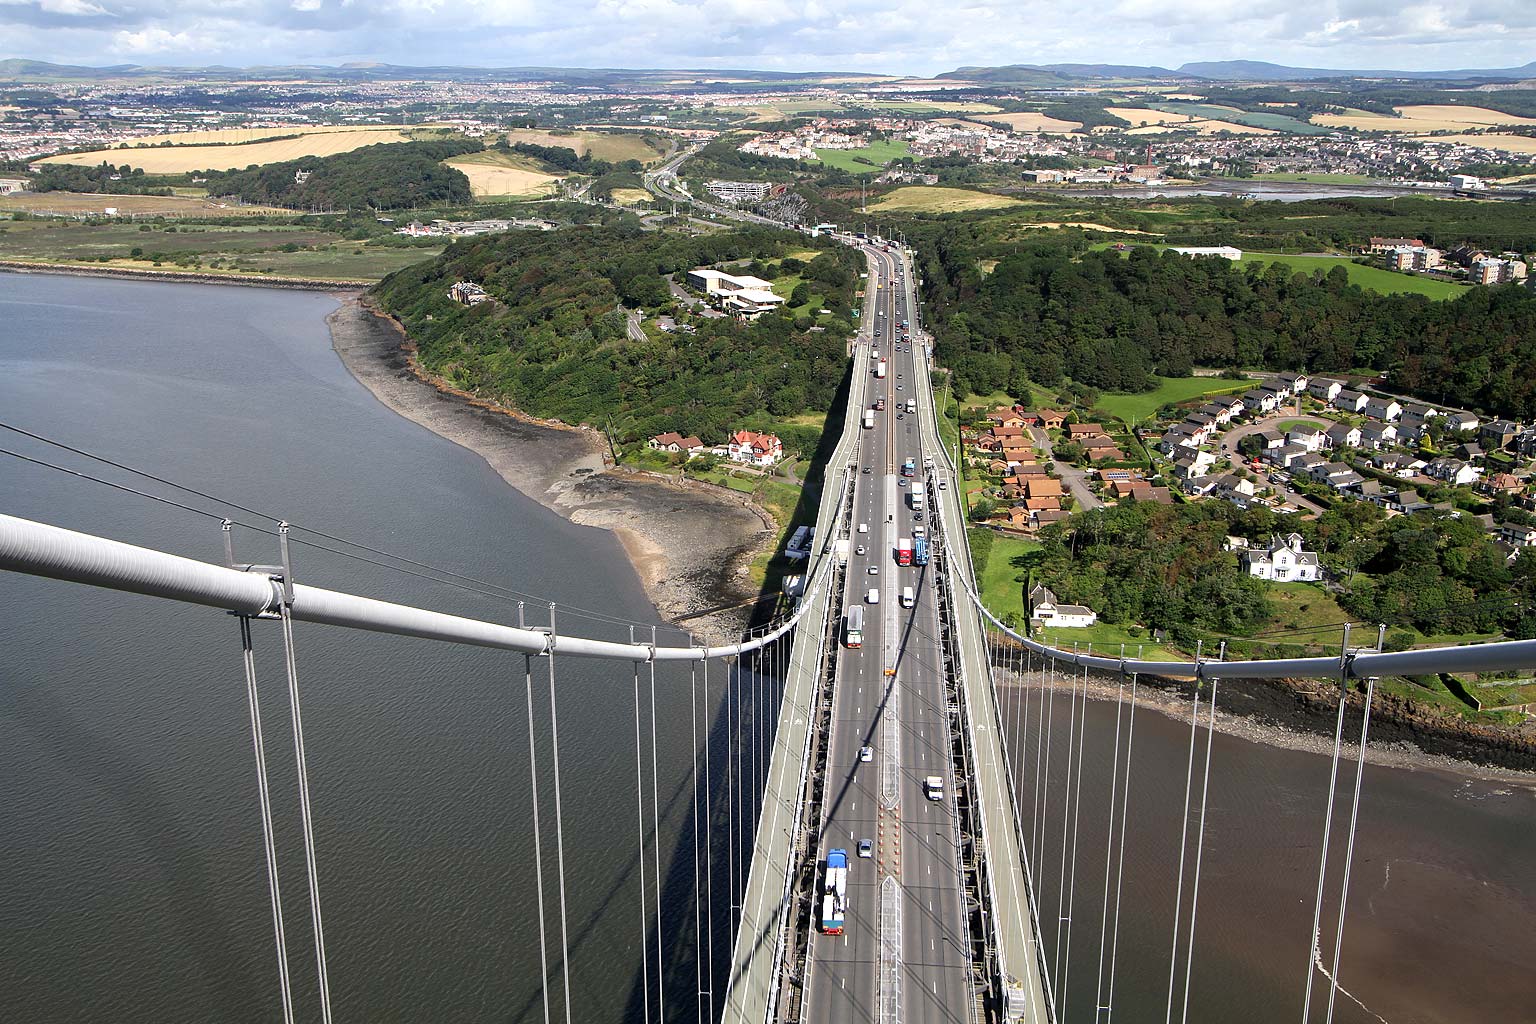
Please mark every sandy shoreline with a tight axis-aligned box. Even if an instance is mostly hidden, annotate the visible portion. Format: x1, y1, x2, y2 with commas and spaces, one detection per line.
327, 294, 775, 643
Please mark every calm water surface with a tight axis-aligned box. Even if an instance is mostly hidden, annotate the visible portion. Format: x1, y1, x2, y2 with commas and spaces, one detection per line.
1, 274, 1531, 1024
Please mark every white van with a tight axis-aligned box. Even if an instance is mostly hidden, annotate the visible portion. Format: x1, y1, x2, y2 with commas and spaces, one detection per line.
900, 586, 915, 608
858, 522, 869, 534
866, 588, 880, 605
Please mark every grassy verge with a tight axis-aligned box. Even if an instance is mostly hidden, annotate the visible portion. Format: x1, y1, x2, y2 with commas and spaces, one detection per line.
1033, 622, 1183, 660
1095, 376, 1254, 424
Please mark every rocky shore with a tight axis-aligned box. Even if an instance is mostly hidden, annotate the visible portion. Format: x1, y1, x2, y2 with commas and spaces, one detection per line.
327, 295, 774, 644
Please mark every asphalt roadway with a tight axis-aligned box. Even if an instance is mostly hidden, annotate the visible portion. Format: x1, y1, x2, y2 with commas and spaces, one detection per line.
801, 242, 974, 1024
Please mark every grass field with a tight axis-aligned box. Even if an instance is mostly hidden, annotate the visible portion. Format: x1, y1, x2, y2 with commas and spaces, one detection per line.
1095, 376, 1255, 424
814, 140, 910, 174
1034, 621, 1181, 660
1275, 419, 1329, 432
871, 186, 1024, 213
0, 191, 288, 216
443, 150, 562, 197
980, 112, 1083, 133
863, 99, 1002, 114
502, 129, 667, 165
40, 128, 414, 173
978, 534, 1040, 620
1238, 252, 1470, 299
1315, 104, 1536, 132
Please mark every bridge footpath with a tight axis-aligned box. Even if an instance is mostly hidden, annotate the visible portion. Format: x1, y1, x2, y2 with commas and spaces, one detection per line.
719, 331, 869, 1023
909, 270, 1052, 1023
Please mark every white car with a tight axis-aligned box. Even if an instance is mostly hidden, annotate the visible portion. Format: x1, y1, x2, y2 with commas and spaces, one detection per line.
856, 545, 867, 556
866, 588, 880, 605
868, 565, 879, 575
858, 523, 869, 534
859, 746, 873, 763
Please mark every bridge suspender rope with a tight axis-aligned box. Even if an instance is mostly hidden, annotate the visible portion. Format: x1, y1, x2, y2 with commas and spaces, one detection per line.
519, 603, 554, 1024
630, 631, 653, 1024
544, 605, 575, 1024
235, 612, 296, 1024
689, 647, 704, 1024
1164, 643, 1204, 1024
1104, 673, 1139, 1024
1324, 675, 1378, 1024
1302, 626, 1353, 1024
1179, 674, 1219, 1024
648, 627, 666, 1024
275, 525, 335, 1024
701, 652, 715, 1024
1061, 660, 1091, 1013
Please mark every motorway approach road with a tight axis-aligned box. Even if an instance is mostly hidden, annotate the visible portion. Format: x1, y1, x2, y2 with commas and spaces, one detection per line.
801, 241, 975, 1023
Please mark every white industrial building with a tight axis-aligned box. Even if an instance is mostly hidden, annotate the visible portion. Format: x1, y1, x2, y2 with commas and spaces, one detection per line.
687, 268, 786, 316
1171, 246, 1243, 261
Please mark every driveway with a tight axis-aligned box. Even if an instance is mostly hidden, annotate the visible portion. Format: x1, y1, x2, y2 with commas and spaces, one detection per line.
1031, 426, 1102, 510
1217, 411, 1330, 516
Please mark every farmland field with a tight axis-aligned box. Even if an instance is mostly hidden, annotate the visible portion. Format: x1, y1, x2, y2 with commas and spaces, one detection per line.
116, 124, 419, 147
1237, 252, 1470, 299
609, 188, 654, 206
1149, 102, 1332, 135
0, 191, 288, 216
1096, 376, 1255, 423
1314, 104, 1536, 132
501, 129, 667, 164
814, 140, 911, 173
1411, 133, 1536, 156
980, 111, 1083, 133
39, 128, 414, 173
443, 150, 562, 197
870, 186, 1024, 213
861, 99, 1002, 114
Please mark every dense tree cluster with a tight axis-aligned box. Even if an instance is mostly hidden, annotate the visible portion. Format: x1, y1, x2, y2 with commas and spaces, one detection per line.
921, 240, 1536, 418
506, 140, 642, 176
30, 162, 177, 195
1030, 498, 1536, 641
201, 139, 480, 210
372, 224, 861, 442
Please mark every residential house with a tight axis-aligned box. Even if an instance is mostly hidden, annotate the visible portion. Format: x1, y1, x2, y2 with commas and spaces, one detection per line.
1066, 423, 1108, 438
1182, 475, 1220, 497
1481, 420, 1524, 451
1029, 584, 1099, 629
1368, 236, 1425, 253
1424, 458, 1481, 486
1373, 453, 1423, 478
1268, 443, 1310, 468
1499, 522, 1536, 547
1395, 413, 1428, 443
1241, 533, 1321, 582
1362, 397, 1402, 421
1086, 446, 1127, 463
1332, 389, 1368, 413
1442, 411, 1481, 434
988, 409, 1027, 429
1005, 506, 1032, 530
1308, 461, 1355, 486
1456, 442, 1484, 461
1214, 395, 1246, 418
1383, 488, 1431, 515
648, 432, 705, 455
1024, 496, 1062, 512
1035, 509, 1072, 527
1243, 389, 1279, 415
1278, 371, 1310, 394
1308, 377, 1345, 403
726, 429, 783, 466
1160, 427, 1200, 456
1324, 423, 1361, 450
1036, 410, 1066, 429
1199, 402, 1234, 426
1402, 403, 1438, 421
1358, 422, 1396, 450
1482, 472, 1524, 495
1128, 484, 1173, 504
1026, 477, 1064, 499
1256, 429, 1286, 450
1287, 425, 1327, 452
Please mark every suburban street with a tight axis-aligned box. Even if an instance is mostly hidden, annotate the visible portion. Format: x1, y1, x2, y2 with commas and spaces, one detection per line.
1029, 425, 1103, 510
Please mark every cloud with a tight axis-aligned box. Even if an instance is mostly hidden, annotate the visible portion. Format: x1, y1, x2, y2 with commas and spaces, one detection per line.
0, 0, 1533, 74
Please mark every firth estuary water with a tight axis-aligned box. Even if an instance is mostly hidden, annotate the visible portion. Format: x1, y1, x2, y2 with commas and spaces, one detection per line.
1, 273, 1532, 1024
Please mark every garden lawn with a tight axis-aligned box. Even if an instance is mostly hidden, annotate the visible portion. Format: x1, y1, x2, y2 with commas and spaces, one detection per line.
978, 535, 1040, 621
1095, 376, 1255, 424
1238, 252, 1469, 300
1033, 622, 1181, 660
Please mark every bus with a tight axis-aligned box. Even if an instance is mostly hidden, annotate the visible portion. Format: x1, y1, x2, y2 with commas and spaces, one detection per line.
844, 606, 864, 648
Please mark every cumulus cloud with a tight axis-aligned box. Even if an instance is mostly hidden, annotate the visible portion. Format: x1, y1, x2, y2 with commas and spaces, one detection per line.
0, 0, 1532, 73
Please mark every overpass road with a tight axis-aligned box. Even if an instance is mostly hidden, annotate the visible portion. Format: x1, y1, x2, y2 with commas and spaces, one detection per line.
801, 243, 973, 1023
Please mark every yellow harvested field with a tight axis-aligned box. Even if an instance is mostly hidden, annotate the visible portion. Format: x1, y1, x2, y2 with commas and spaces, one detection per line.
443, 154, 562, 197
41, 129, 413, 173
0, 191, 288, 215
984, 112, 1083, 133
118, 124, 417, 147
1123, 116, 1274, 136
871, 186, 1024, 213
609, 188, 653, 206
1412, 133, 1536, 155
502, 129, 666, 165
1315, 104, 1536, 132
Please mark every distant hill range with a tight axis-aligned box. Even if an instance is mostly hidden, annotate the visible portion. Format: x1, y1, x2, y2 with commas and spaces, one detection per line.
941, 59, 1536, 83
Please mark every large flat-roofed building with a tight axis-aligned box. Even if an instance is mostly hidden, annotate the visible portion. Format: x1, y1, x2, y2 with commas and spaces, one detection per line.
687, 268, 786, 317
1171, 246, 1242, 260
704, 179, 772, 204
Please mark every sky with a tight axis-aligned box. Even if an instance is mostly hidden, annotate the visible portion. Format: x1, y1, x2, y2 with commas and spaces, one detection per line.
1, 0, 1532, 76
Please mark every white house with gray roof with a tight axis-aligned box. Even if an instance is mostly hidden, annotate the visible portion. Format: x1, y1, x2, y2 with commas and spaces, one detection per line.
1242, 533, 1321, 582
